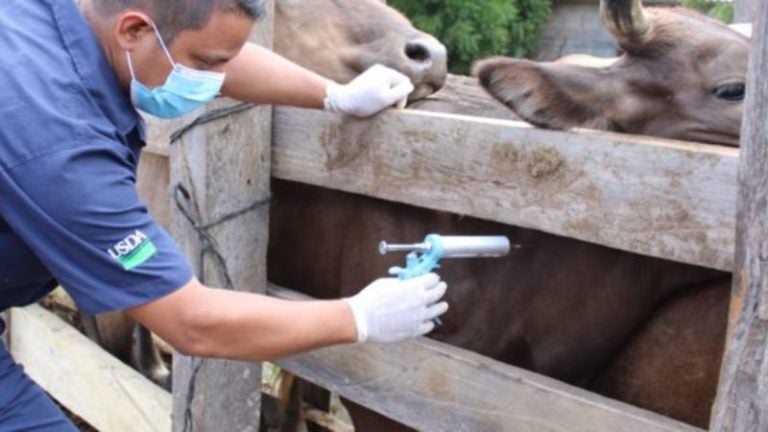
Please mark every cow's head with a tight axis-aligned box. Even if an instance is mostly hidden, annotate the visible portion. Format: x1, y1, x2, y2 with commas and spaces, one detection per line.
474, 0, 749, 146
274, 0, 447, 101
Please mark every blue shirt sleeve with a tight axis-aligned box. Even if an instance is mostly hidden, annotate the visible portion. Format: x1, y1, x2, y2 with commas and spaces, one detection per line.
0, 138, 193, 315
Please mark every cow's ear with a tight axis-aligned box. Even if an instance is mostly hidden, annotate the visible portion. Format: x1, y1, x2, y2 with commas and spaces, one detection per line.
473, 57, 614, 131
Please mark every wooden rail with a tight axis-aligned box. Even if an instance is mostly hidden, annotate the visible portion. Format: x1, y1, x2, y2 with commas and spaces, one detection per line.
269, 284, 700, 432
144, 106, 738, 272
271, 107, 738, 272
8, 305, 171, 431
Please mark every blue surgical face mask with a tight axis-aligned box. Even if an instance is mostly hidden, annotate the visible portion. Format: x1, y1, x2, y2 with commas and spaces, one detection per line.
126, 24, 226, 119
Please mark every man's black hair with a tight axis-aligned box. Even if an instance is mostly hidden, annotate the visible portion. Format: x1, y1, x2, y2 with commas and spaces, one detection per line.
94, 0, 265, 42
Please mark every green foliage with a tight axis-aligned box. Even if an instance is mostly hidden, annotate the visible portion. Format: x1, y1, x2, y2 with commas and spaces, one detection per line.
682, 0, 734, 23
388, 0, 552, 75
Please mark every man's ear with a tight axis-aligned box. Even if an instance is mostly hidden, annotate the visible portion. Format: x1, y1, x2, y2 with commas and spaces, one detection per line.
473, 57, 615, 131
114, 12, 154, 50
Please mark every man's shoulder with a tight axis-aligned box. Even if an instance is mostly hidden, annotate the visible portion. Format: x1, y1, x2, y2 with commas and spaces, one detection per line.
0, 73, 110, 170
0, 2, 132, 169
0, 1, 81, 91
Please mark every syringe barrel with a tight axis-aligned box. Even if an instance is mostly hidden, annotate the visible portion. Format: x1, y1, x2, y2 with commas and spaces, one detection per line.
428, 235, 510, 258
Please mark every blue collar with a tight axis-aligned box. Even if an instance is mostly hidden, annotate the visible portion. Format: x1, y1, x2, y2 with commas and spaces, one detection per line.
48, 0, 145, 141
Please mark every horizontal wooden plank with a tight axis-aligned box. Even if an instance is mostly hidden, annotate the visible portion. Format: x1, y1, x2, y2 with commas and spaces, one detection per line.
144, 105, 738, 270
268, 284, 701, 432
272, 107, 738, 271
9, 305, 171, 432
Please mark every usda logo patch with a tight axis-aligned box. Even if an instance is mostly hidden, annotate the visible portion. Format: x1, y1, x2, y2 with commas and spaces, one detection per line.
107, 230, 157, 270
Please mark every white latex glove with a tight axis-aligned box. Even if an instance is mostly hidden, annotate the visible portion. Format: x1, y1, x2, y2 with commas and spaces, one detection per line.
324, 64, 415, 117
345, 273, 448, 343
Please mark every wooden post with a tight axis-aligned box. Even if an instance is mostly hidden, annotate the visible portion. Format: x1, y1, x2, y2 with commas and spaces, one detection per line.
169, 2, 274, 431
735, 0, 758, 24
710, 1, 768, 430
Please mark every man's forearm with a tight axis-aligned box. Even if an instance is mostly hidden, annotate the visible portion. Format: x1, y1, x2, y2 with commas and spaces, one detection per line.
129, 281, 358, 362
221, 43, 328, 108
190, 288, 358, 361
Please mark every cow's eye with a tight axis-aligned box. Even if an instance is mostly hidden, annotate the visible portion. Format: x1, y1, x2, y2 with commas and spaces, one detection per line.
714, 82, 746, 101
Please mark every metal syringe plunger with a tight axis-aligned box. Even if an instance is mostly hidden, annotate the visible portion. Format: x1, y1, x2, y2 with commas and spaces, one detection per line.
378, 241, 431, 255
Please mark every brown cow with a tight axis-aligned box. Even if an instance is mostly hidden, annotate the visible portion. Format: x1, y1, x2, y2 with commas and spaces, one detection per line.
268, 0, 746, 429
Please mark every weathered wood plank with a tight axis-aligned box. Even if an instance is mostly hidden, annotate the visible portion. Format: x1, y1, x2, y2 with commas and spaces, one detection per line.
146, 106, 738, 271
272, 107, 738, 271
710, 1, 768, 430
268, 284, 700, 432
9, 305, 171, 431
169, 3, 274, 430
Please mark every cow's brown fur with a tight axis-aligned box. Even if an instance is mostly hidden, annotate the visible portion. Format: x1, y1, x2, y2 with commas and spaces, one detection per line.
591, 278, 729, 425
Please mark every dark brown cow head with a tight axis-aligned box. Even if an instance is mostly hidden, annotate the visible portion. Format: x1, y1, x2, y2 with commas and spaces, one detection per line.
275, 0, 448, 101
474, 0, 749, 146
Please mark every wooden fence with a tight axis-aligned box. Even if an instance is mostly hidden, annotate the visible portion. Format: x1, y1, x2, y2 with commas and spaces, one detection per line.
165, 0, 768, 428
7, 0, 768, 431
127, 95, 739, 432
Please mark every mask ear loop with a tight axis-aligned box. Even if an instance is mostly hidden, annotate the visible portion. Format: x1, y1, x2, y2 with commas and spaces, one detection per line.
149, 22, 177, 68
124, 19, 175, 85
125, 51, 137, 79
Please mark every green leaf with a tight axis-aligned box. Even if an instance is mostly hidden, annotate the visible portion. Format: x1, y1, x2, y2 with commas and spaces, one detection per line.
388, 0, 553, 74
682, 0, 734, 23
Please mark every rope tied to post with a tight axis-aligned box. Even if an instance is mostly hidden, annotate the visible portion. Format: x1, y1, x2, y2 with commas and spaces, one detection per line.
173, 183, 271, 432
169, 102, 255, 145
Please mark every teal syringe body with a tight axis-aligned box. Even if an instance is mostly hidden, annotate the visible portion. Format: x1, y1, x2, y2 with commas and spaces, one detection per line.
388, 234, 446, 280
382, 234, 511, 278
380, 234, 511, 326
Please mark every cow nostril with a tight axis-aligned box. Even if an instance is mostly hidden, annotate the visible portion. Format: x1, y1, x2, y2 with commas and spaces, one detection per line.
403, 38, 448, 92
405, 41, 431, 63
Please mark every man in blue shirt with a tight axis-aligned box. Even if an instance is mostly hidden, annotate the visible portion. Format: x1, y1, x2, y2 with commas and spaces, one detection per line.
0, 0, 449, 428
